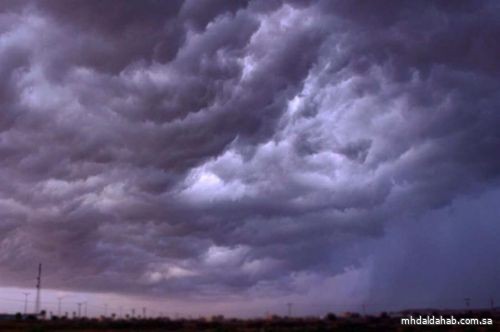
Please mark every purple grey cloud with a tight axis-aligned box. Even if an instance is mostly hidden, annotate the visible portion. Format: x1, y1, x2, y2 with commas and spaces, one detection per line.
0, 0, 499, 309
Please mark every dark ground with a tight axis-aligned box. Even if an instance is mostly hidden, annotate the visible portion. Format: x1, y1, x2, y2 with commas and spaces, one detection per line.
0, 313, 498, 332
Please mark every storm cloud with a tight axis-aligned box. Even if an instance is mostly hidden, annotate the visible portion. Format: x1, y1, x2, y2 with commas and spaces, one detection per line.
0, 0, 499, 309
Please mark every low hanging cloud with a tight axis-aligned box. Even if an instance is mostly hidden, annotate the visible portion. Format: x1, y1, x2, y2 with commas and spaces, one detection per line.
0, 0, 499, 305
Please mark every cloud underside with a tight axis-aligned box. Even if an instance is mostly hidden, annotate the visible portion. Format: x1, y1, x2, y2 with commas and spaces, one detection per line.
0, 0, 499, 302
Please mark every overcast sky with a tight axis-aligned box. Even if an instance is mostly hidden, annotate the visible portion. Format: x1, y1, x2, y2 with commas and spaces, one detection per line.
0, 0, 499, 317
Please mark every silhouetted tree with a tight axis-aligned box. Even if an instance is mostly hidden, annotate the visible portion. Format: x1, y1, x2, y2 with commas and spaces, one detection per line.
325, 312, 337, 321
379, 312, 389, 319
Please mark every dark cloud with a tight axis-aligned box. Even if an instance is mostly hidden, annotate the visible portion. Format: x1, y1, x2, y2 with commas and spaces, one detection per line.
36, 0, 185, 72
0, 0, 498, 309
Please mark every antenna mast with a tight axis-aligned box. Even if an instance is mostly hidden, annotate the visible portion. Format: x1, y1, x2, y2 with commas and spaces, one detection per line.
35, 263, 42, 314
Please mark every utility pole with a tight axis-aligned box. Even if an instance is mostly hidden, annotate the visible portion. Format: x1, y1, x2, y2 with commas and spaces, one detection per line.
142, 307, 146, 319
57, 297, 64, 316
83, 302, 87, 317
35, 263, 42, 315
22, 293, 30, 314
77, 303, 82, 318
287, 302, 293, 317
105, 303, 108, 317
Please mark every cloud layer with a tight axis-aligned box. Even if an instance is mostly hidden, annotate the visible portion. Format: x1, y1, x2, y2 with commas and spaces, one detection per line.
0, 0, 499, 307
